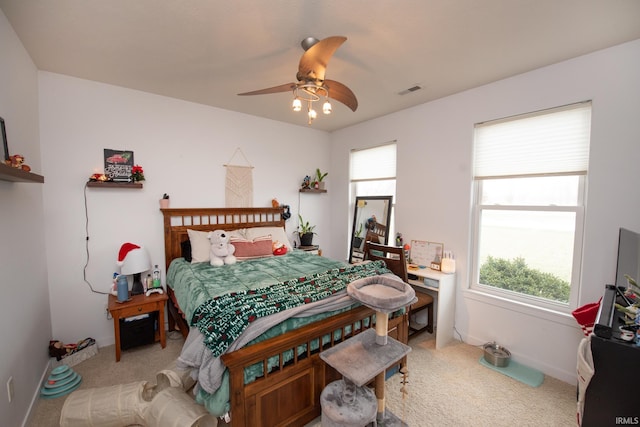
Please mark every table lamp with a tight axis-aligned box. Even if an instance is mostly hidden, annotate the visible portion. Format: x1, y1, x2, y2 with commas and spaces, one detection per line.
117, 243, 152, 296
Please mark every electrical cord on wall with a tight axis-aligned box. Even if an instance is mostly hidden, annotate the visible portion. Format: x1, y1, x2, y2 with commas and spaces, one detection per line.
83, 182, 109, 295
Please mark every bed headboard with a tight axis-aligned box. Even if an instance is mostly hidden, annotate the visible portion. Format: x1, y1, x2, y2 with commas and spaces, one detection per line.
161, 207, 285, 270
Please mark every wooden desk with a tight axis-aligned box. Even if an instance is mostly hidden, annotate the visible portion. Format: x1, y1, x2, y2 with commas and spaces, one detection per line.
107, 292, 168, 361
406, 266, 456, 349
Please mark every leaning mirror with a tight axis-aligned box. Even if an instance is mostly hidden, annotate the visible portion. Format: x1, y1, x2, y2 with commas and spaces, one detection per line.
349, 196, 393, 263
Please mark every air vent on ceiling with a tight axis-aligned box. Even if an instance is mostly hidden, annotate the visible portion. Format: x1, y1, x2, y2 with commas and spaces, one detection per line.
398, 85, 422, 96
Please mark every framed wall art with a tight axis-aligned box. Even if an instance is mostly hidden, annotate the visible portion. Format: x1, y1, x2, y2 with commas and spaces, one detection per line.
104, 149, 134, 182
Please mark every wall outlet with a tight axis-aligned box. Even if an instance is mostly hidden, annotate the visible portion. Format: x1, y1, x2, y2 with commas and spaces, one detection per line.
7, 376, 14, 402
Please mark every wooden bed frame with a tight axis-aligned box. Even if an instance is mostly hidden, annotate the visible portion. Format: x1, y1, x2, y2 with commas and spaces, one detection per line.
161, 207, 408, 427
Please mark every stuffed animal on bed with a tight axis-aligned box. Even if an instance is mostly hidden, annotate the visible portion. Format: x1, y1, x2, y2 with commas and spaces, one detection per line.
208, 230, 237, 267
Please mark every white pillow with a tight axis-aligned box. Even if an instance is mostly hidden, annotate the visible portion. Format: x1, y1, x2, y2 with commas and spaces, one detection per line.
245, 226, 292, 250
187, 229, 211, 263
187, 229, 245, 263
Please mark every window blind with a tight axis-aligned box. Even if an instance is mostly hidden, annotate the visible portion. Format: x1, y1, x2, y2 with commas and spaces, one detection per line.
474, 102, 591, 179
351, 143, 397, 181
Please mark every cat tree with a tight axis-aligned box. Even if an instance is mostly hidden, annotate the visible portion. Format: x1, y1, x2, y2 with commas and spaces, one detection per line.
320, 274, 416, 426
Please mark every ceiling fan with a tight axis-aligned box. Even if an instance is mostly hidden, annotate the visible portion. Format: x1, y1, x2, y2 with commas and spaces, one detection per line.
238, 36, 358, 124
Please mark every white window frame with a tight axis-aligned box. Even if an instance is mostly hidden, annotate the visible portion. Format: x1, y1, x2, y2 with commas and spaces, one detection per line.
471, 177, 586, 311
470, 102, 591, 312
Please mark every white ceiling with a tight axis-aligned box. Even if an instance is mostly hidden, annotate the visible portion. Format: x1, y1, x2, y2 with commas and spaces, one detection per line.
2, 1, 640, 132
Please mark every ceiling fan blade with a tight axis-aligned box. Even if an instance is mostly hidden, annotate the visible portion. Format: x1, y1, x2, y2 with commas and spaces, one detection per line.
238, 83, 296, 96
297, 36, 347, 83
325, 79, 358, 112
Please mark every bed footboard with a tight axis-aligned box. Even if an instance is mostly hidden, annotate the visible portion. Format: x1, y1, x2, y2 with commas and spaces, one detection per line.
221, 305, 408, 427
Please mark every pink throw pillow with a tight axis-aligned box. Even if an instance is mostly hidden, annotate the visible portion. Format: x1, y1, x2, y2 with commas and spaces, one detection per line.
231, 235, 273, 260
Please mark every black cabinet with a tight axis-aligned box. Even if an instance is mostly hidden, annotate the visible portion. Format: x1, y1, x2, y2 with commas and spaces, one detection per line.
582, 285, 640, 426
119, 313, 156, 350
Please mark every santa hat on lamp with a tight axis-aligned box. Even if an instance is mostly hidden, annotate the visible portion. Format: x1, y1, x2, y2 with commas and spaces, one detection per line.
117, 243, 151, 295
117, 242, 141, 267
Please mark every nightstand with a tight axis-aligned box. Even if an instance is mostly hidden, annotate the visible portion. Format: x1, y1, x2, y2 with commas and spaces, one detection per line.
107, 292, 168, 361
299, 245, 322, 256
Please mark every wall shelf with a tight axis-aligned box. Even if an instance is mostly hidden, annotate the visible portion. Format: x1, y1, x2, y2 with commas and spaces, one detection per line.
299, 188, 327, 193
86, 181, 143, 189
0, 163, 44, 183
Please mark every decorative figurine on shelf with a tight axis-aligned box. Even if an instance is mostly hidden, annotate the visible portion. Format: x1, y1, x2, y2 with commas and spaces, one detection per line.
5, 154, 31, 172
301, 175, 311, 189
89, 173, 108, 182
131, 164, 145, 182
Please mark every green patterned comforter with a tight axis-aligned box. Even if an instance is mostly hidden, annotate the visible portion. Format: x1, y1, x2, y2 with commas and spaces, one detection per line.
168, 251, 390, 357
167, 250, 349, 322
167, 251, 392, 417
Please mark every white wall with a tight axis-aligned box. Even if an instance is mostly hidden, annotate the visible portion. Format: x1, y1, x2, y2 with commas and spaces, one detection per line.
329, 39, 640, 383
0, 10, 51, 427
38, 72, 332, 347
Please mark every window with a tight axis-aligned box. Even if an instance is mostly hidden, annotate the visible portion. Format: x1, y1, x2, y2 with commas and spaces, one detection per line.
350, 143, 397, 197
350, 142, 397, 237
471, 102, 591, 311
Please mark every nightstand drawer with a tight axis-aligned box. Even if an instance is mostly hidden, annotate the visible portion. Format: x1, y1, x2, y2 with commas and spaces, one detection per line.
118, 303, 157, 318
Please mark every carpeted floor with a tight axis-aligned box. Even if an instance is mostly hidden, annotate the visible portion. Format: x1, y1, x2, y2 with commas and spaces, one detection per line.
28, 331, 187, 427
28, 331, 576, 426
380, 335, 575, 426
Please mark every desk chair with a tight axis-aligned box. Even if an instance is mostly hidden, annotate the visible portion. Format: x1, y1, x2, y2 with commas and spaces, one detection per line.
362, 242, 434, 338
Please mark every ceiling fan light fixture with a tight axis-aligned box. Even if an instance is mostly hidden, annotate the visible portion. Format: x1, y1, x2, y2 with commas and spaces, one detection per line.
292, 98, 302, 112
238, 36, 358, 125
323, 100, 332, 115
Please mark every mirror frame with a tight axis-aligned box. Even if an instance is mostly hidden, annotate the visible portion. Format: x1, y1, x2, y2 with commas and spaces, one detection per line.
348, 195, 393, 263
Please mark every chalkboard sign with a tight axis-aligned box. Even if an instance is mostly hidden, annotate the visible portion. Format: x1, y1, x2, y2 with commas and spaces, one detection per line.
104, 149, 134, 182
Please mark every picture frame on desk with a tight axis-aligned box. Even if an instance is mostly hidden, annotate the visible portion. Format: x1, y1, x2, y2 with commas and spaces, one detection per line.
409, 240, 444, 270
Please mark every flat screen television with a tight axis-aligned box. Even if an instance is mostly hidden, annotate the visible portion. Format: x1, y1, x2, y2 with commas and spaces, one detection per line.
615, 227, 640, 289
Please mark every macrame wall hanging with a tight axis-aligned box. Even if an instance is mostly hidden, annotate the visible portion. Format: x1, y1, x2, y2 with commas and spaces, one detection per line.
224, 148, 254, 208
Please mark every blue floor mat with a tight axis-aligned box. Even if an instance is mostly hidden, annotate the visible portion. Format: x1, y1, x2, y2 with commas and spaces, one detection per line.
479, 356, 544, 387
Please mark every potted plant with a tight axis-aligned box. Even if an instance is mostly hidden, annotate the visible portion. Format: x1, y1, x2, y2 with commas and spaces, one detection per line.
314, 168, 328, 190
159, 193, 170, 209
352, 223, 363, 249
297, 214, 316, 246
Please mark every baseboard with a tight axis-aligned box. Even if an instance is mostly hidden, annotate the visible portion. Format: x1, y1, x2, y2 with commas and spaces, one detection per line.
21, 358, 52, 427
